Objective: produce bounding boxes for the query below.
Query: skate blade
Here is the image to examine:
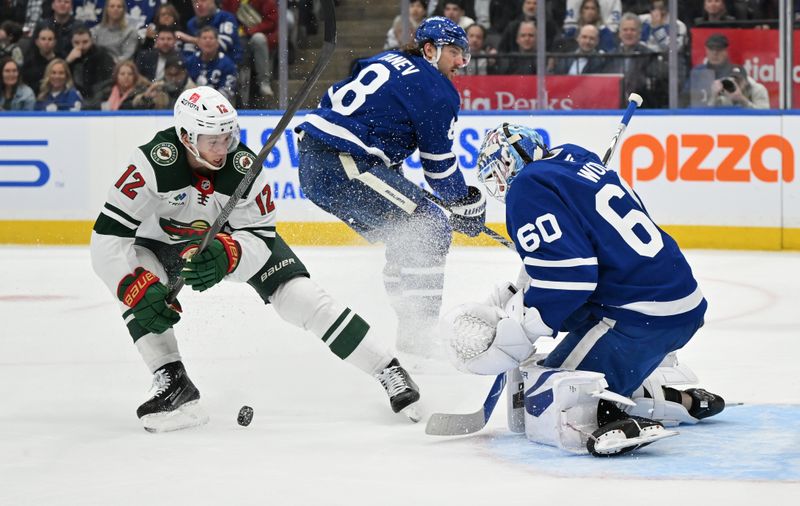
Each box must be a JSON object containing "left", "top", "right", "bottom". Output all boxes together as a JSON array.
[
  {"left": 593, "top": 428, "right": 679, "bottom": 454},
  {"left": 141, "top": 400, "right": 209, "bottom": 433},
  {"left": 400, "top": 403, "right": 422, "bottom": 423}
]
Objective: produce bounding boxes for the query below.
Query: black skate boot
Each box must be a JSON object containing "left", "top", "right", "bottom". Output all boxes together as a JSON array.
[
  {"left": 375, "top": 358, "right": 421, "bottom": 421},
  {"left": 685, "top": 388, "right": 725, "bottom": 420},
  {"left": 137, "top": 361, "right": 208, "bottom": 433},
  {"left": 588, "top": 399, "right": 677, "bottom": 457}
]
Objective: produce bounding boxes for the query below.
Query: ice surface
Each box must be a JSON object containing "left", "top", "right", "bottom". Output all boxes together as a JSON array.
[{"left": 1, "top": 246, "right": 798, "bottom": 505}]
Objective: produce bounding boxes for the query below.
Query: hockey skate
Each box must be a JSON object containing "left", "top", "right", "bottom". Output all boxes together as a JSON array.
[
  {"left": 684, "top": 388, "right": 725, "bottom": 420},
  {"left": 137, "top": 361, "right": 209, "bottom": 433},
  {"left": 588, "top": 400, "right": 677, "bottom": 457},
  {"left": 375, "top": 358, "right": 421, "bottom": 422}
]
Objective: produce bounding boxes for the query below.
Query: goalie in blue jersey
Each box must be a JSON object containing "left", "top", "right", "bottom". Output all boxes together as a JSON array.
[
  {"left": 442, "top": 123, "right": 725, "bottom": 456},
  {"left": 296, "top": 17, "right": 486, "bottom": 360}
]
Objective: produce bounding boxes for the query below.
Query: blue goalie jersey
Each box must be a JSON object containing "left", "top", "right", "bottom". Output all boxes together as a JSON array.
[
  {"left": 506, "top": 144, "right": 706, "bottom": 332},
  {"left": 296, "top": 50, "right": 467, "bottom": 201}
]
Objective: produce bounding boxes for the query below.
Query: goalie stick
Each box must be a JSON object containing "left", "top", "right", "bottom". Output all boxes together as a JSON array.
[
  {"left": 426, "top": 372, "right": 506, "bottom": 435},
  {"left": 425, "top": 97, "right": 644, "bottom": 437},
  {"left": 167, "top": 0, "right": 338, "bottom": 304}
]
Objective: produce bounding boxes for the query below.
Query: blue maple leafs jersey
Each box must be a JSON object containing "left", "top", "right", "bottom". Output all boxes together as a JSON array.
[
  {"left": 506, "top": 143, "right": 706, "bottom": 333},
  {"left": 297, "top": 50, "right": 468, "bottom": 201}
]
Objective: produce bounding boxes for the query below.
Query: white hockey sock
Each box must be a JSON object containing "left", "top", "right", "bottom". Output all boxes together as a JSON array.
[
  {"left": 270, "top": 277, "right": 392, "bottom": 374},
  {"left": 135, "top": 330, "right": 181, "bottom": 373}
]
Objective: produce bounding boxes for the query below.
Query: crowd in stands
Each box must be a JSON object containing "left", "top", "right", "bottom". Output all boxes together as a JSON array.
[
  {"left": 386, "top": 0, "right": 796, "bottom": 108},
  {"left": 0, "top": 0, "right": 794, "bottom": 111}
]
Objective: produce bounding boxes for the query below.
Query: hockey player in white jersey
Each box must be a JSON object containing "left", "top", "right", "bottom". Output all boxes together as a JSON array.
[
  {"left": 442, "top": 123, "right": 724, "bottom": 456},
  {"left": 90, "top": 86, "right": 420, "bottom": 432}
]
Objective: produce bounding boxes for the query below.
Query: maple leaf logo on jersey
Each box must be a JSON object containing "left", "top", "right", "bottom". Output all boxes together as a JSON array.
[{"left": 159, "top": 218, "right": 210, "bottom": 241}]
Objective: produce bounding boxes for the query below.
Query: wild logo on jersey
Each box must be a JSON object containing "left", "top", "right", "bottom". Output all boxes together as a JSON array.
[
  {"left": 150, "top": 143, "right": 178, "bottom": 166},
  {"left": 159, "top": 218, "right": 210, "bottom": 241},
  {"left": 233, "top": 151, "right": 255, "bottom": 175}
]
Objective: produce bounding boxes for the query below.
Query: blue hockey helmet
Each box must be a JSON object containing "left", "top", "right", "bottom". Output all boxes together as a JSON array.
[
  {"left": 477, "top": 123, "right": 547, "bottom": 202},
  {"left": 414, "top": 16, "right": 471, "bottom": 67}
]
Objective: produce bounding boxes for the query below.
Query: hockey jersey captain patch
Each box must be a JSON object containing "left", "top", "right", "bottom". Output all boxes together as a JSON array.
[{"left": 151, "top": 143, "right": 178, "bottom": 166}]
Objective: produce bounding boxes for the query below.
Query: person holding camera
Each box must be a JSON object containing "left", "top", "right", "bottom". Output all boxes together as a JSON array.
[{"left": 708, "top": 65, "right": 769, "bottom": 109}]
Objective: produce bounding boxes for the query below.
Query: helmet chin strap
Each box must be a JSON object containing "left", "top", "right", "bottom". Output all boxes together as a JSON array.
[{"left": 424, "top": 45, "right": 443, "bottom": 67}]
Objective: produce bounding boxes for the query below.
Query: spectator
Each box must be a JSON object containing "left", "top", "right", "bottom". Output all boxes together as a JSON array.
[
  {"left": 685, "top": 33, "right": 734, "bottom": 106},
  {"left": 694, "top": 0, "right": 738, "bottom": 24},
  {"left": 136, "top": 25, "right": 180, "bottom": 82},
  {"left": 23, "top": 0, "right": 49, "bottom": 36},
  {"left": 565, "top": 0, "right": 622, "bottom": 32},
  {"left": 442, "top": 1, "right": 475, "bottom": 30},
  {"left": 132, "top": 56, "right": 195, "bottom": 109},
  {"left": 385, "top": 0, "right": 428, "bottom": 50},
  {"left": 34, "top": 0, "right": 82, "bottom": 58},
  {"left": 640, "top": 0, "right": 687, "bottom": 52},
  {"left": 0, "top": 58, "right": 36, "bottom": 110},
  {"left": 92, "top": 0, "right": 139, "bottom": 62},
  {"left": 1, "top": 21, "right": 25, "bottom": 66},
  {"left": 95, "top": 59, "right": 148, "bottom": 109},
  {"left": 558, "top": 0, "right": 618, "bottom": 53},
  {"left": 605, "top": 12, "right": 666, "bottom": 106},
  {"left": 125, "top": 0, "right": 162, "bottom": 37},
  {"left": 35, "top": 57, "right": 83, "bottom": 110},
  {"left": 66, "top": 25, "right": 115, "bottom": 107},
  {"left": 488, "top": 0, "right": 521, "bottom": 33},
  {"left": 553, "top": 24, "right": 607, "bottom": 75},
  {"left": 142, "top": 3, "right": 182, "bottom": 52},
  {"left": 21, "top": 26, "right": 57, "bottom": 90},
  {"left": 460, "top": 22, "right": 496, "bottom": 75},
  {"left": 708, "top": 64, "right": 769, "bottom": 108},
  {"left": 498, "top": 0, "right": 561, "bottom": 52},
  {"left": 185, "top": 25, "right": 237, "bottom": 102},
  {"left": 493, "top": 19, "right": 537, "bottom": 75},
  {"left": 222, "top": 0, "right": 278, "bottom": 98},
  {"left": 1, "top": 0, "right": 28, "bottom": 25},
  {"left": 180, "top": 0, "right": 242, "bottom": 64}
]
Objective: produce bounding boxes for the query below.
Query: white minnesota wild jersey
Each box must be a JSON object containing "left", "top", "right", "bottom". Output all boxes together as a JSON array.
[{"left": 90, "top": 127, "right": 278, "bottom": 295}]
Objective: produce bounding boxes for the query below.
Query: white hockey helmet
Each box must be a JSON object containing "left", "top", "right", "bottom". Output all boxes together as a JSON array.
[
  {"left": 477, "top": 123, "right": 547, "bottom": 202},
  {"left": 174, "top": 86, "right": 240, "bottom": 170}
]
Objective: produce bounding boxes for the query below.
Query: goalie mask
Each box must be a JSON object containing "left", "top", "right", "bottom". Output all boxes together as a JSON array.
[
  {"left": 477, "top": 123, "right": 547, "bottom": 202},
  {"left": 415, "top": 16, "right": 471, "bottom": 68},
  {"left": 174, "top": 86, "right": 240, "bottom": 171}
]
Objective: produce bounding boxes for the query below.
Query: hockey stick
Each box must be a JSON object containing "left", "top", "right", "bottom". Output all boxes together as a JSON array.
[
  {"left": 425, "top": 99, "right": 645, "bottom": 437},
  {"left": 423, "top": 190, "right": 515, "bottom": 250},
  {"left": 425, "top": 372, "right": 507, "bottom": 435},
  {"left": 602, "top": 93, "right": 643, "bottom": 165},
  {"left": 167, "top": 0, "right": 337, "bottom": 304}
]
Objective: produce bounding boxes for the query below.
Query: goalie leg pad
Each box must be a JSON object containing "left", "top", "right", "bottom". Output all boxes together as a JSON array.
[
  {"left": 626, "top": 352, "right": 703, "bottom": 426},
  {"left": 520, "top": 361, "right": 610, "bottom": 452}
]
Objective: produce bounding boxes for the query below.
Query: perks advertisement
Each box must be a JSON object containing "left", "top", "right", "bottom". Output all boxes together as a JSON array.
[{"left": 453, "top": 75, "right": 623, "bottom": 110}]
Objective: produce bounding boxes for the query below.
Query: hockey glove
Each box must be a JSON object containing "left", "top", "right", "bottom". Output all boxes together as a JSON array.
[
  {"left": 180, "top": 233, "right": 242, "bottom": 292},
  {"left": 117, "top": 268, "right": 181, "bottom": 334},
  {"left": 448, "top": 186, "right": 487, "bottom": 237}
]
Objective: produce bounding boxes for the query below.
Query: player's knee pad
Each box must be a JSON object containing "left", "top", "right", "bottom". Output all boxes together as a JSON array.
[
  {"left": 520, "top": 360, "right": 635, "bottom": 452},
  {"left": 625, "top": 352, "right": 700, "bottom": 426},
  {"left": 269, "top": 276, "right": 343, "bottom": 336}
]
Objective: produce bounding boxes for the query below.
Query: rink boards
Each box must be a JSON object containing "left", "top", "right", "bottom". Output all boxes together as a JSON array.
[{"left": 0, "top": 110, "right": 798, "bottom": 249}]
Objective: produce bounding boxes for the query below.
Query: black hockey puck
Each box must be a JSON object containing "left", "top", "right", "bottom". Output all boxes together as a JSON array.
[{"left": 237, "top": 405, "right": 253, "bottom": 426}]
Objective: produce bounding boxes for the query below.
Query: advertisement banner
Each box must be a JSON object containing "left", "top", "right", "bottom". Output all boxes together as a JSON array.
[
  {"left": 690, "top": 27, "right": 800, "bottom": 109},
  {"left": 0, "top": 111, "right": 798, "bottom": 249},
  {"left": 452, "top": 75, "right": 623, "bottom": 110}
]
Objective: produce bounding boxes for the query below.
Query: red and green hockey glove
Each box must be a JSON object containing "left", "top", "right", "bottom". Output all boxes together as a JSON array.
[
  {"left": 180, "top": 233, "right": 242, "bottom": 292},
  {"left": 117, "top": 268, "right": 181, "bottom": 334}
]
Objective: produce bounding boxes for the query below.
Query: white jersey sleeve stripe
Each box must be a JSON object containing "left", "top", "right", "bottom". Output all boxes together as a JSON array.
[
  {"left": 530, "top": 278, "right": 598, "bottom": 291},
  {"left": 524, "top": 257, "right": 599, "bottom": 267},
  {"left": 419, "top": 151, "right": 456, "bottom": 161},
  {"left": 424, "top": 160, "right": 458, "bottom": 179},
  {"left": 100, "top": 207, "right": 139, "bottom": 230},
  {"left": 303, "top": 114, "right": 392, "bottom": 166},
  {"left": 616, "top": 286, "right": 704, "bottom": 317},
  {"left": 559, "top": 318, "right": 615, "bottom": 370}
]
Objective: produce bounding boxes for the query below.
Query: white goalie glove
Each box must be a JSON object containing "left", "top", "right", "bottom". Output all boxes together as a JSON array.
[{"left": 441, "top": 288, "right": 554, "bottom": 375}]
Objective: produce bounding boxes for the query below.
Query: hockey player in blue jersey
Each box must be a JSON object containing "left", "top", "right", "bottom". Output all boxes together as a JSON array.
[
  {"left": 443, "top": 123, "right": 724, "bottom": 456},
  {"left": 296, "top": 17, "right": 487, "bottom": 360}
]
